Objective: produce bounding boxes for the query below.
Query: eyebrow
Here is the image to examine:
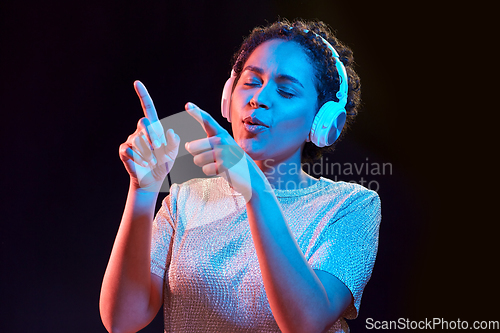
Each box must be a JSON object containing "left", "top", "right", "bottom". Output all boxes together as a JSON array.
[{"left": 242, "top": 65, "right": 304, "bottom": 88}]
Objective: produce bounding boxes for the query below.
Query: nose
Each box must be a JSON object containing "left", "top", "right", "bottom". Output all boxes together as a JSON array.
[{"left": 249, "top": 84, "right": 271, "bottom": 110}]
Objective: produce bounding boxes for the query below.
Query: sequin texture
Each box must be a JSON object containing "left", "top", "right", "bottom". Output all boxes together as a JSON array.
[{"left": 151, "top": 177, "right": 381, "bottom": 332}]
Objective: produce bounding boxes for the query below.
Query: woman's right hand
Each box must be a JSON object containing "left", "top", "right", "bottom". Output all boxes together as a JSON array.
[{"left": 119, "top": 81, "right": 180, "bottom": 191}]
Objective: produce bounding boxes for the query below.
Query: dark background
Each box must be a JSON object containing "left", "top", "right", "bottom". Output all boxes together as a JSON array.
[{"left": 1, "top": 0, "right": 496, "bottom": 332}]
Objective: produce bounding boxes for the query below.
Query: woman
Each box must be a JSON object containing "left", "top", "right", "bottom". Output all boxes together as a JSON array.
[{"left": 100, "top": 19, "right": 381, "bottom": 333}]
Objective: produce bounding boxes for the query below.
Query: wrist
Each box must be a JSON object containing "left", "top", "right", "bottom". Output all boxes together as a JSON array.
[
  {"left": 248, "top": 164, "right": 274, "bottom": 199},
  {"left": 129, "top": 180, "right": 162, "bottom": 199},
  {"left": 129, "top": 176, "right": 164, "bottom": 194}
]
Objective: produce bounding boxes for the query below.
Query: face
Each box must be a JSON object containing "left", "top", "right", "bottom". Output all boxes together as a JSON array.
[{"left": 230, "top": 39, "right": 318, "bottom": 163}]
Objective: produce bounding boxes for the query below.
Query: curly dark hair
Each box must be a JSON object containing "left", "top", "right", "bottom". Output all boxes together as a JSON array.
[{"left": 230, "top": 19, "right": 361, "bottom": 163}]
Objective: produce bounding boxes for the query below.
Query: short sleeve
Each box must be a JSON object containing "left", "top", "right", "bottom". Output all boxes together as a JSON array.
[
  {"left": 150, "top": 185, "right": 177, "bottom": 279},
  {"left": 308, "top": 189, "right": 381, "bottom": 319}
]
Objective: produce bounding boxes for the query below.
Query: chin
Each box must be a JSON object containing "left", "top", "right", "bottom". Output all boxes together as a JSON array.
[
  {"left": 245, "top": 150, "right": 267, "bottom": 162},
  {"left": 236, "top": 138, "right": 266, "bottom": 160}
]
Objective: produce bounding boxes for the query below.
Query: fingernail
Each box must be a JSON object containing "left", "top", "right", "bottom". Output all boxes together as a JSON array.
[
  {"left": 153, "top": 139, "right": 160, "bottom": 148},
  {"left": 142, "top": 161, "right": 149, "bottom": 167},
  {"left": 185, "top": 142, "right": 190, "bottom": 150},
  {"left": 186, "top": 102, "right": 195, "bottom": 110}
]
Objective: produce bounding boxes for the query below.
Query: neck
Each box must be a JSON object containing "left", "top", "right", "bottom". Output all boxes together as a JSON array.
[{"left": 254, "top": 149, "right": 318, "bottom": 191}]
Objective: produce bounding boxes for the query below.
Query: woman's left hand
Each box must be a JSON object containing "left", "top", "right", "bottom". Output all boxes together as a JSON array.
[{"left": 184, "top": 102, "right": 265, "bottom": 202}]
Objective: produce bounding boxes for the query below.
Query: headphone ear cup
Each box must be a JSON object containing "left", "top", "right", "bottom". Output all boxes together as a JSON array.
[
  {"left": 221, "top": 76, "right": 235, "bottom": 123},
  {"left": 331, "top": 110, "right": 346, "bottom": 142},
  {"left": 309, "top": 101, "right": 346, "bottom": 147}
]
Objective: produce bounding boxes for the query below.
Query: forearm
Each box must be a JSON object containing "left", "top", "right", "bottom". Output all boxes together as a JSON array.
[
  {"left": 247, "top": 182, "right": 332, "bottom": 333},
  {"left": 100, "top": 181, "right": 161, "bottom": 332}
]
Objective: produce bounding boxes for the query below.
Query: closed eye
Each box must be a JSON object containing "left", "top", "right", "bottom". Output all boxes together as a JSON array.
[
  {"left": 278, "top": 89, "right": 295, "bottom": 99},
  {"left": 244, "top": 82, "right": 261, "bottom": 87}
]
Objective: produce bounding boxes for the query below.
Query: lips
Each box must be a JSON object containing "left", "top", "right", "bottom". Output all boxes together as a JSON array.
[
  {"left": 243, "top": 116, "right": 268, "bottom": 127},
  {"left": 242, "top": 115, "right": 269, "bottom": 134}
]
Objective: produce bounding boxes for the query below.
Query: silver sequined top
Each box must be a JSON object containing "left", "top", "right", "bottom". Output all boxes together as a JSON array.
[{"left": 151, "top": 177, "right": 381, "bottom": 332}]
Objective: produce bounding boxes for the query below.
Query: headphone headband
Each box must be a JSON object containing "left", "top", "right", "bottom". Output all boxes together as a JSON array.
[{"left": 302, "top": 29, "right": 348, "bottom": 106}]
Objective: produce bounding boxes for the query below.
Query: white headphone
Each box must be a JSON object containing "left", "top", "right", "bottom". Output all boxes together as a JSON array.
[{"left": 221, "top": 29, "right": 348, "bottom": 147}]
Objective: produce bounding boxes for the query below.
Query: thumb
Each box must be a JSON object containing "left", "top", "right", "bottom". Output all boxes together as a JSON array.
[{"left": 185, "top": 102, "right": 226, "bottom": 137}]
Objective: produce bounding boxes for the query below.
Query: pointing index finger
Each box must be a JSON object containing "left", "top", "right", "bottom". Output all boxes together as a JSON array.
[
  {"left": 185, "top": 102, "right": 225, "bottom": 137},
  {"left": 134, "top": 80, "right": 166, "bottom": 147},
  {"left": 134, "top": 80, "right": 159, "bottom": 122}
]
